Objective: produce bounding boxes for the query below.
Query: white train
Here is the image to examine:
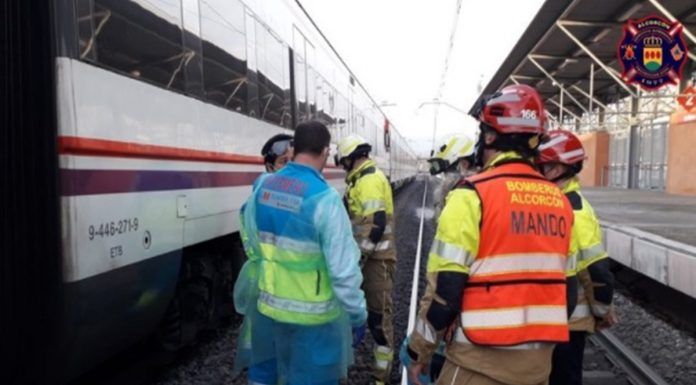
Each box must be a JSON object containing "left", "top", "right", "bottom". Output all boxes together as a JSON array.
[{"left": 3, "top": 0, "right": 417, "bottom": 382}]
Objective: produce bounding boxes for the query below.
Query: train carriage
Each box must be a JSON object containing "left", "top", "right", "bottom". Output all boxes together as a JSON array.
[{"left": 2, "top": 0, "right": 418, "bottom": 382}]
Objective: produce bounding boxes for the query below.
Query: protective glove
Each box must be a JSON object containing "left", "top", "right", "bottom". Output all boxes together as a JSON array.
[
  {"left": 352, "top": 324, "right": 366, "bottom": 348},
  {"left": 400, "top": 338, "right": 432, "bottom": 385}
]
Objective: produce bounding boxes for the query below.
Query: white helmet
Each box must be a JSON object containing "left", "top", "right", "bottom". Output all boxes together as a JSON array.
[
  {"left": 335, "top": 134, "right": 372, "bottom": 168},
  {"left": 428, "top": 129, "right": 479, "bottom": 175}
]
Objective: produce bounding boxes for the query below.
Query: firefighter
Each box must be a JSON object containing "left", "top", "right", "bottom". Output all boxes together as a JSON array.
[
  {"left": 407, "top": 84, "right": 575, "bottom": 385},
  {"left": 427, "top": 129, "right": 479, "bottom": 217},
  {"left": 399, "top": 129, "right": 480, "bottom": 385},
  {"left": 536, "top": 130, "right": 617, "bottom": 385},
  {"left": 234, "top": 121, "right": 367, "bottom": 385},
  {"left": 336, "top": 134, "right": 396, "bottom": 384}
]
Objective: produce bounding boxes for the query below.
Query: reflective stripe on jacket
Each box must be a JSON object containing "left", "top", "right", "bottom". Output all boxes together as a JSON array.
[
  {"left": 345, "top": 159, "right": 396, "bottom": 260},
  {"left": 459, "top": 160, "right": 573, "bottom": 346}
]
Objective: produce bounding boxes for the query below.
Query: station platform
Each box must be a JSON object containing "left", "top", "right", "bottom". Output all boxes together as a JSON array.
[
  {"left": 582, "top": 187, "right": 696, "bottom": 299},
  {"left": 583, "top": 188, "right": 696, "bottom": 247}
]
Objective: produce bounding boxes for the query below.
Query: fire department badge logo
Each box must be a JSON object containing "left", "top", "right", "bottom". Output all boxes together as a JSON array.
[{"left": 618, "top": 16, "right": 688, "bottom": 91}]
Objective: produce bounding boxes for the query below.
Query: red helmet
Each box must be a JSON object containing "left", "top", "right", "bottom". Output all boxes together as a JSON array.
[
  {"left": 479, "top": 84, "right": 546, "bottom": 134},
  {"left": 537, "top": 130, "right": 586, "bottom": 165}
]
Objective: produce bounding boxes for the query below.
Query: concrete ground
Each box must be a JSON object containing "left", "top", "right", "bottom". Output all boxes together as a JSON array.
[{"left": 583, "top": 187, "right": 696, "bottom": 247}]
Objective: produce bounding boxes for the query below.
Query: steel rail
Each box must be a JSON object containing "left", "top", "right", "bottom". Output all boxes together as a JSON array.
[
  {"left": 401, "top": 178, "right": 429, "bottom": 385},
  {"left": 590, "top": 330, "right": 670, "bottom": 385}
]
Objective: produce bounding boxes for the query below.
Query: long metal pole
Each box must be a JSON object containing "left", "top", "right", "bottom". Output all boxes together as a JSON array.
[
  {"left": 560, "top": 88, "right": 565, "bottom": 129},
  {"left": 589, "top": 63, "right": 595, "bottom": 129},
  {"left": 589, "top": 63, "right": 595, "bottom": 111}
]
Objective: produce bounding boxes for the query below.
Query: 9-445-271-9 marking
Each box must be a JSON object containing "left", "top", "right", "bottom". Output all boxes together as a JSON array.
[{"left": 88, "top": 218, "right": 139, "bottom": 241}]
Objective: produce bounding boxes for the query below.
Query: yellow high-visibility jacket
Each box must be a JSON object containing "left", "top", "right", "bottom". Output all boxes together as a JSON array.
[
  {"left": 345, "top": 159, "right": 396, "bottom": 261},
  {"left": 563, "top": 177, "right": 612, "bottom": 331}
]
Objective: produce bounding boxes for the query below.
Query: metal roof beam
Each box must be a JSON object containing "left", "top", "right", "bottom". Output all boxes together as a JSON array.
[
  {"left": 530, "top": 54, "right": 579, "bottom": 62},
  {"left": 530, "top": 53, "right": 616, "bottom": 62},
  {"left": 646, "top": 0, "right": 696, "bottom": 62},
  {"left": 529, "top": 56, "right": 590, "bottom": 115},
  {"left": 556, "top": 22, "right": 637, "bottom": 98},
  {"left": 547, "top": 98, "right": 582, "bottom": 121},
  {"left": 559, "top": 20, "right": 621, "bottom": 28},
  {"left": 555, "top": 19, "right": 696, "bottom": 29},
  {"left": 570, "top": 84, "right": 608, "bottom": 110},
  {"left": 512, "top": 74, "right": 615, "bottom": 83}
]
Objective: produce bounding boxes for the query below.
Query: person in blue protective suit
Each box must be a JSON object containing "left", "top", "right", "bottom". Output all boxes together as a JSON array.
[
  {"left": 233, "top": 121, "right": 368, "bottom": 385},
  {"left": 232, "top": 133, "right": 294, "bottom": 373},
  {"left": 262, "top": 134, "right": 294, "bottom": 173}
]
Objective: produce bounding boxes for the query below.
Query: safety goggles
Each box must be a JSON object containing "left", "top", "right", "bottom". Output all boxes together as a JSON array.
[
  {"left": 427, "top": 158, "right": 448, "bottom": 175},
  {"left": 264, "top": 139, "right": 293, "bottom": 163}
]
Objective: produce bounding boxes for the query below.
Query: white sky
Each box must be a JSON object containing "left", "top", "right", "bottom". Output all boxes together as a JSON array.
[{"left": 300, "top": 0, "right": 546, "bottom": 156}]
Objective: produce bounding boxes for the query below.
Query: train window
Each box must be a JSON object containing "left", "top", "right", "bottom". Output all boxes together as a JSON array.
[
  {"left": 293, "top": 28, "right": 308, "bottom": 124},
  {"left": 306, "top": 44, "right": 317, "bottom": 120},
  {"left": 200, "top": 0, "right": 247, "bottom": 113},
  {"left": 77, "top": 0, "right": 187, "bottom": 92},
  {"left": 316, "top": 80, "right": 335, "bottom": 126},
  {"left": 245, "top": 12, "right": 260, "bottom": 118},
  {"left": 182, "top": 0, "right": 203, "bottom": 97},
  {"left": 257, "top": 22, "right": 291, "bottom": 127}
]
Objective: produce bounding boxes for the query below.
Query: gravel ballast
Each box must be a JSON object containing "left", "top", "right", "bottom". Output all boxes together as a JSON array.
[
  {"left": 156, "top": 177, "right": 436, "bottom": 385},
  {"left": 611, "top": 292, "right": 696, "bottom": 385},
  {"left": 155, "top": 176, "right": 696, "bottom": 385}
]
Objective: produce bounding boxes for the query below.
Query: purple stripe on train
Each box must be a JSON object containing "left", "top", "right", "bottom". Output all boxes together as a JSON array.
[
  {"left": 60, "top": 169, "right": 346, "bottom": 196},
  {"left": 60, "top": 169, "right": 262, "bottom": 196}
]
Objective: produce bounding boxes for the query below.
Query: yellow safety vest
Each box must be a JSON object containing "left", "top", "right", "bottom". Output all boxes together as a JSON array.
[
  {"left": 563, "top": 178, "right": 610, "bottom": 330},
  {"left": 345, "top": 159, "right": 396, "bottom": 260}
]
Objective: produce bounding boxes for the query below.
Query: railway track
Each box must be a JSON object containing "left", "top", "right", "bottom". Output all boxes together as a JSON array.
[
  {"left": 70, "top": 178, "right": 675, "bottom": 385},
  {"left": 589, "top": 331, "right": 670, "bottom": 385},
  {"left": 399, "top": 177, "right": 673, "bottom": 385}
]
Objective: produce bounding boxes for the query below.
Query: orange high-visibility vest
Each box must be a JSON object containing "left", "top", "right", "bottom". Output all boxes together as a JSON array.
[{"left": 459, "top": 161, "right": 573, "bottom": 346}]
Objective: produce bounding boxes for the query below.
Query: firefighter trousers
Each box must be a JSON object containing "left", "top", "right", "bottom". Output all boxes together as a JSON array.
[
  {"left": 362, "top": 258, "right": 395, "bottom": 382},
  {"left": 436, "top": 360, "right": 550, "bottom": 385},
  {"left": 549, "top": 331, "right": 586, "bottom": 385}
]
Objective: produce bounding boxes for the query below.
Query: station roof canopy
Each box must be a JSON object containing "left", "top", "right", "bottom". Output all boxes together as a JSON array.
[{"left": 469, "top": 0, "right": 696, "bottom": 119}]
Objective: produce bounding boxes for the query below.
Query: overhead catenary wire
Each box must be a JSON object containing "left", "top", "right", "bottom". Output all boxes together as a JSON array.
[
  {"left": 428, "top": 0, "right": 464, "bottom": 152},
  {"left": 435, "top": 0, "right": 464, "bottom": 101}
]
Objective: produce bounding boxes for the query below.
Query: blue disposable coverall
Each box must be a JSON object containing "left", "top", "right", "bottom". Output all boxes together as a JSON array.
[{"left": 234, "top": 162, "right": 367, "bottom": 385}]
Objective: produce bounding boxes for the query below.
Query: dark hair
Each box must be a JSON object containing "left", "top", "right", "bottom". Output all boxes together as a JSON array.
[
  {"left": 294, "top": 121, "right": 330, "bottom": 155},
  {"left": 261, "top": 133, "right": 293, "bottom": 157},
  {"left": 480, "top": 123, "right": 540, "bottom": 159}
]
